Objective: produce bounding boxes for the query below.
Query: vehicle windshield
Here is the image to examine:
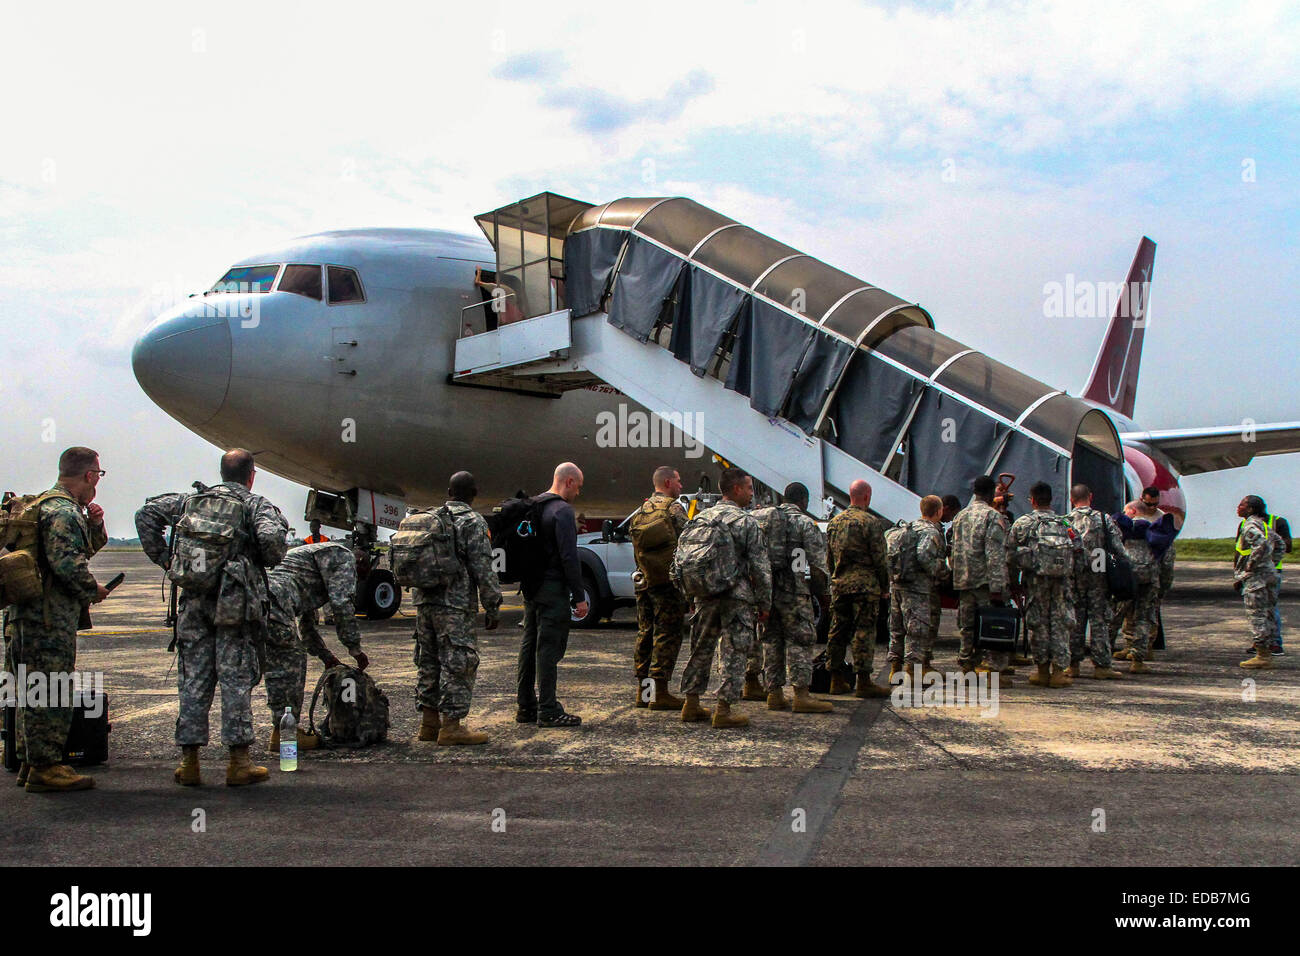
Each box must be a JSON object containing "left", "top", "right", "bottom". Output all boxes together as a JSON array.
[{"left": 209, "top": 264, "right": 280, "bottom": 294}]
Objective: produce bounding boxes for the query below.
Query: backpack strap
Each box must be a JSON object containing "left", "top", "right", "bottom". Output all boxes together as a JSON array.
[{"left": 307, "top": 667, "right": 332, "bottom": 737}]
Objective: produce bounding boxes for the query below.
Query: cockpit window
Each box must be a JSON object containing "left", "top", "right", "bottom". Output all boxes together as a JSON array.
[
  {"left": 210, "top": 264, "right": 280, "bottom": 294},
  {"left": 279, "top": 264, "right": 323, "bottom": 301},
  {"left": 327, "top": 266, "right": 365, "bottom": 304}
]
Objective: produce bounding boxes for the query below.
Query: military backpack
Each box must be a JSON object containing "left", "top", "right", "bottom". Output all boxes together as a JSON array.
[
  {"left": 885, "top": 520, "right": 921, "bottom": 585},
  {"left": 0, "top": 490, "right": 72, "bottom": 607},
  {"left": 1027, "top": 514, "right": 1076, "bottom": 579},
  {"left": 630, "top": 497, "right": 678, "bottom": 588},
  {"left": 671, "top": 511, "right": 743, "bottom": 599},
  {"left": 390, "top": 505, "right": 460, "bottom": 589},
  {"left": 167, "top": 486, "right": 253, "bottom": 594},
  {"left": 307, "top": 664, "right": 390, "bottom": 748}
]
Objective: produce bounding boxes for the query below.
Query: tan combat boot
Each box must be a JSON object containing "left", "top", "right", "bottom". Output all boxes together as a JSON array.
[
  {"left": 297, "top": 729, "right": 320, "bottom": 751},
  {"left": 854, "top": 673, "right": 892, "bottom": 699},
  {"left": 1129, "top": 657, "right": 1151, "bottom": 674},
  {"left": 416, "top": 705, "right": 441, "bottom": 742},
  {"left": 767, "top": 688, "right": 791, "bottom": 711},
  {"left": 174, "top": 745, "right": 201, "bottom": 786},
  {"left": 681, "top": 694, "right": 711, "bottom": 723},
  {"left": 1112, "top": 647, "right": 1134, "bottom": 661},
  {"left": 437, "top": 717, "right": 489, "bottom": 745},
  {"left": 828, "top": 671, "right": 853, "bottom": 695},
  {"left": 742, "top": 675, "right": 766, "bottom": 701},
  {"left": 635, "top": 680, "right": 649, "bottom": 708},
  {"left": 226, "top": 745, "right": 269, "bottom": 786},
  {"left": 1028, "top": 663, "right": 1050, "bottom": 686},
  {"left": 268, "top": 727, "right": 279, "bottom": 754},
  {"left": 648, "top": 678, "right": 685, "bottom": 711},
  {"left": 792, "top": 686, "right": 834, "bottom": 713},
  {"left": 1092, "top": 666, "right": 1123, "bottom": 680},
  {"left": 1049, "top": 664, "right": 1073, "bottom": 688},
  {"left": 1240, "top": 649, "right": 1274, "bottom": 669},
  {"left": 889, "top": 659, "right": 904, "bottom": 679},
  {"left": 16, "top": 762, "right": 30, "bottom": 787},
  {"left": 711, "top": 699, "right": 750, "bottom": 729},
  {"left": 25, "top": 764, "right": 94, "bottom": 793}
]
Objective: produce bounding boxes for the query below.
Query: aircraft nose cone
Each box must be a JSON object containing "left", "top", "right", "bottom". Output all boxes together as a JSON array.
[{"left": 132, "top": 307, "right": 232, "bottom": 426}]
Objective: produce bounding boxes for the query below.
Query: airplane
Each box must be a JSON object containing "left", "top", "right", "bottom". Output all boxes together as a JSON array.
[{"left": 132, "top": 192, "right": 1300, "bottom": 613}]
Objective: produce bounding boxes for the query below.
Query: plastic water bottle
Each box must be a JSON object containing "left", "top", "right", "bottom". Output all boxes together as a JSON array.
[{"left": 279, "top": 707, "right": 297, "bottom": 772}]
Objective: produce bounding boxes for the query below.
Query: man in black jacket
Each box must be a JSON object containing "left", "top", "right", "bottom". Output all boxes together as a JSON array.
[{"left": 516, "top": 462, "right": 587, "bottom": 728}]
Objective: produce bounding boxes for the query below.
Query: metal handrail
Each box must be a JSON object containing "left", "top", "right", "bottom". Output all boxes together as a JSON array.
[{"left": 459, "top": 291, "right": 517, "bottom": 337}]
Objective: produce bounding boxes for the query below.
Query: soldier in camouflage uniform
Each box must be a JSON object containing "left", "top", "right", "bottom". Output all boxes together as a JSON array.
[
  {"left": 7, "top": 448, "right": 108, "bottom": 793},
  {"left": 1008, "top": 482, "right": 1075, "bottom": 687},
  {"left": 753, "top": 482, "right": 833, "bottom": 714},
  {"left": 953, "top": 475, "right": 1012, "bottom": 679},
  {"left": 676, "top": 468, "right": 771, "bottom": 728},
  {"left": 1236, "top": 495, "right": 1282, "bottom": 669},
  {"left": 1110, "top": 487, "right": 1174, "bottom": 673},
  {"left": 631, "top": 466, "right": 689, "bottom": 711},
  {"left": 1064, "top": 484, "right": 1125, "bottom": 679},
  {"left": 135, "top": 449, "right": 288, "bottom": 786},
  {"left": 888, "top": 495, "right": 959, "bottom": 676},
  {"left": 412, "top": 471, "right": 502, "bottom": 745},
  {"left": 894, "top": 496, "right": 948, "bottom": 674},
  {"left": 264, "top": 540, "right": 368, "bottom": 753},
  {"left": 826, "top": 479, "right": 891, "bottom": 698}
]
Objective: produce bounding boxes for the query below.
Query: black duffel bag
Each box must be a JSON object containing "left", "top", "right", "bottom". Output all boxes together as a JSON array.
[
  {"left": 1102, "top": 516, "right": 1138, "bottom": 601},
  {"left": 809, "top": 649, "right": 854, "bottom": 694}
]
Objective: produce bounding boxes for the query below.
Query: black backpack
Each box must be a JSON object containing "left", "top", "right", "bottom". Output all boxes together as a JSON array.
[{"left": 487, "top": 493, "right": 559, "bottom": 595}]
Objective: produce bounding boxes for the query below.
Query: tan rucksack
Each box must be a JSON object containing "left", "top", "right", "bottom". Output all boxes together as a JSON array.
[
  {"left": 630, "top": 497, "right": 678, "bottom": 587},
  {"left": 0, "top": 490, "right": 73, "bottom": 606}
]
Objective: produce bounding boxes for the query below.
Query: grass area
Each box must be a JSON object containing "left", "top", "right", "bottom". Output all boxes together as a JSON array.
[{"left": 1176, "top": 538, "right": 1296, "bottom": 563}]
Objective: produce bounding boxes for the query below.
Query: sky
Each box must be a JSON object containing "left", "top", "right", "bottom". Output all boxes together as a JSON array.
[{"left": 2, "top": 0, "right": 1297, "bottom": 538}]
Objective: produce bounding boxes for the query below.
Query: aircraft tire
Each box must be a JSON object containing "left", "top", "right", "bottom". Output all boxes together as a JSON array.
[{"left": 363, "top": 569, "right": 401, "bottom": 620}]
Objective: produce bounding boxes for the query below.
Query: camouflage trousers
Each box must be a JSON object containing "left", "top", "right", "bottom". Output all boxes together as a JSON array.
[
  {"left": 1112, "top": 582, "right": 1160, "bottom": 661},
  {"left": 633, "top": 584, "right": 687, "bottom": 681},
  {"left": 887, "top": 589, "right": 904, "bottom": 663},
  {"left": 415, "top": 604, "right": 480, "bottom": 720},
  {"left": 9, "top": 619, "right": 76, "bottom": 767},
  {"left": 1070, "top": 576, "right": 1114, "bottom": 668},
  {"left": 957, "top": 587, "right": 1010, "bottom": 671},
  {"left": 1022, "top": 578, "right": 1073, "bottom": 668},
  {"left": 897, "top": 587, "right": 935, "bottom": 664},
  {"left": 1, "top": 615, "right": 22, "bottom": 763},
  {"left": 1242, "top": 578, "right": 1280, "bottom": 652},
  {"left": 827, "top": 593, "right": 880, "bottom": 676},
  {"left": 759, "top": 592, "right": 817, "bottom": 690},
  {"left": 264, "top": 620, "right": 308, "bottom": 723},
  {"left": 680, "top": 597, "right": 755, "bottom": 704},
  {"left": 175, "top": 596, "right": 260, "bottom": 748}
]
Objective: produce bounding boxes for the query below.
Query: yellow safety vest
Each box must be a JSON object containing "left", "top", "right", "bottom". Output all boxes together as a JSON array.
[{"left": 1236, "top": 514, "right": 1283, "bottom": 568}]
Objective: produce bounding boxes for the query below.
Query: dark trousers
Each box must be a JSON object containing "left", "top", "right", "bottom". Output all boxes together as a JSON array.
[{"left": 517, "top": 579, "right": 572, "bottom": 718}]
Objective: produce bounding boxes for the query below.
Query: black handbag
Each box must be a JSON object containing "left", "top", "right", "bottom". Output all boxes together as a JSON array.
[
  {"left": 1102, "top": 513, "right": 1138, "bottom": 601},
  {"left": 974, "top": 604, "right": 1020, "bottom": 652}
]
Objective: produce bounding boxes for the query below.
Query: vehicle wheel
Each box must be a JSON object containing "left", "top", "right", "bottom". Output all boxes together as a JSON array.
[
  {"left": 363, "top": 569, "right": 401, "bottom": 620},
  {"left": 570, "top": 571, "right": 602, "bottom": 628}
]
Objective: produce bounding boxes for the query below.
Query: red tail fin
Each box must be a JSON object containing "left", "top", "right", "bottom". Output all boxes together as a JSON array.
[{"left": 1082, "top": 237, "right": 1156, "bottom": 419}]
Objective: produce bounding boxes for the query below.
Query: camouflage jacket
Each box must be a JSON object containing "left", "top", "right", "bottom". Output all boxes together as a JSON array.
[
  {"left": 1235, "top": 516, "right": 1281, "bottom": 590},
  {"left": 412, "top": 500, "right": 502, "bottom": 613},
  {"left": 950, "top": 497, "right": 1008, "bottom": 593},
  {"left": 1065, "top": 506, "right": 1125, "bottom": 583},
  {"left": 694, "top": 499, "right": 772, "bottom": 609},
  {"left": 267, "top": 541, "right": 362, "bottom": 654},
  {"left": 826, "top": 505, "right": 889, "bottom": 600},
  {"left": 10, "top": 488, "right": 107, "bottom": 628},
  {"left": 755, "top": 502, "right": 829, "bottom": 598},
  {"left": 898, "top": 518, "right": 947, "bottom": 595}
]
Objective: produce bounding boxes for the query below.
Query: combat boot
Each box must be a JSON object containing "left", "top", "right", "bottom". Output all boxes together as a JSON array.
[
  {"left": 635, "top": 680, "right": 649, "bottom": 708},
  {"left": 297, "top": 729, "right": 320, "bottom": 751},
  {"left": 25, "top": 764, "right": 94, "bottom": 793},
  {"left": 889, "top": 660, "right": 904, "bottom": 679},
  {"left": 225, "top": 745, "right": 269, "bottom": 786},
  {"left": 711, "top": 699, "right": 750, "bottom": 729},
  {"left": 174, "top": 745, "right": 201, "bottom": 786},
  {"left": 1240, "top": 649, "right": 1274, "bottom": 669},
  {"left": 767, "top": 688, "right": 791, "bottom": 711},
  {"left": 854, "top": 673, "right": 892, "bottom": 699},
  {"left": 16, "top": 762, "right": 29, "bottom": 787},
  {"left": 1129, "top": 657, "right": 1151, "bottom": 674},
  {"left": 1049, "top": 664, "right": 1073, "bottom": 688},
  {"left": 742, "top": 675, "right": 766, "bottom": 701},
  {"left": 1066, "top": 663, "right": 1080, "bottom": 678},
  {"left": 268, "top": 727, "right": 279, "bottom": 754},
  {"left": 416, "top": 705, "right": 441, "bottom": 742},
  {"left": 828, "top": 672, "right": 853, "bottom": 695},
  {"left": 792, "top": 686, "right": 834, "bottom": 713},
  {"left": 648, "top": 678, "right": 685, "bottom": 711},
  {"left": 1092, "top": 667, "right": 1123, "bottom": 680},
  {"left": 681, "top": 694, "right": 711, "bottom": 723},
  {"left": 1028, "top": 663, "right": 1050, "bottom": 686},
  {"left": 437, "top": 717, "right": 489, "bottom": 745},
  {"left": 1112, "top": 647, "right": 1134, "bottom": 661}
]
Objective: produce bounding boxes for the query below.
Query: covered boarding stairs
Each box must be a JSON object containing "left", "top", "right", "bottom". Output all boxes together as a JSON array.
[{"left": 453, "top": 193, "right": 1125, "bottom": 520}]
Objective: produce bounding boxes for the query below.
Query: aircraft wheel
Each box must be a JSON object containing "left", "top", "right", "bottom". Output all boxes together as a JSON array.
[{"left": 363, "top": 569, "right": 401, "bottom": 620}]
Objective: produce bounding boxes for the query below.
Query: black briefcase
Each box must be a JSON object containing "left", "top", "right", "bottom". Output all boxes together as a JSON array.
[
  {"left": 974, "top": 605, "right": 1020, "bottom": 653},
  {"left": 2, "top": 693, "right": 110, "bottom": 771}
]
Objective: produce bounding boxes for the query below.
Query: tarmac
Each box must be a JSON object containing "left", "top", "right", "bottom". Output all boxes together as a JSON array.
[{"left": 2, "top": 551, "right": 1296, "bottom": 866}]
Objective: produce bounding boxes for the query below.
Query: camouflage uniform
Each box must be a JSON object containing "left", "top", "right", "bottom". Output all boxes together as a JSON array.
[
  {"left": 895, "top": 520, "right": 947, "bottom": 664},
  {"left": 886, "top": 589, "right": 905, "bottom": 668},
  {"left": 754, "top": 503, "right": 829, "bottom": 690},
  {"left": 1008, "top": 510, "right": 1075, "bottom": 668},
  {"left": 135, "top": 485, "right": 288, "bottom": 747},
  {"left": 1111, "top": 513, "right": 1174, "bottom": 661},
  {"left": 413, "top": 500, "right": 501, "bottom": 719},
  {"left": 952, "top": 497, "right": 1011, "bottom": 671},
  {"left": 1065, "top": 506, "right": 1124, "bottom": 668},
  {"left": 825, "top": 505, "right": 889, "bottom": 678},
  {"left": 264, "top": 542, "right": 362, "bottom": 723},
  {"left": 7, "top": 489, "right": 105, "bottom": 766},
  {"left": 678, "top": 501, "right": 771, "bottom": 704},
  {"left": 632, "top": 493, "right": 689, "bottom": 683},
  {"left": 1235, "top": 515, "right": 1281, "bottom": 653}
]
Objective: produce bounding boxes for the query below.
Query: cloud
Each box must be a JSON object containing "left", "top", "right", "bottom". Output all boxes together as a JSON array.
[{"left": 538, "top": 69, "right": 716, "bottom": 134}]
